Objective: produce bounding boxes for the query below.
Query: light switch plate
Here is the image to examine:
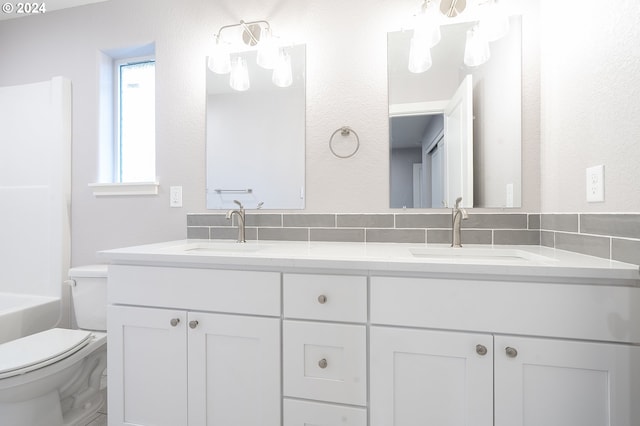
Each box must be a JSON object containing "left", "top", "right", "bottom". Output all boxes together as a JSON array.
[
  {"left": 170, "top": 186, "right": 183, "bottom": 207},
  {"left": 586, "top": 165, "right": 604, "bottom": 202}
]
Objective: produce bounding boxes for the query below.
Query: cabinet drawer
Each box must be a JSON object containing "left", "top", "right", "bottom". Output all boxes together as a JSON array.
[
  {"left": 284, "top": 399, "right": 367, "bottom": 426},
  {"left": 283, "top": 273, "right": 367, "bottom": 322},
  {"left": 283, "top": 321, "right": 367, "bottom": 405},
  {"left": 109, "top": 265, "right": 281, "bottom": 316},
  {"left": 371, "top": 276, "right": 640, "bottom": 343}
]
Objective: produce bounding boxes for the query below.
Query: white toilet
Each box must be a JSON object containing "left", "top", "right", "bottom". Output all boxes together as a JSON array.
[{"left": 0, "top": 265, "right": 108, "bottom": 426}]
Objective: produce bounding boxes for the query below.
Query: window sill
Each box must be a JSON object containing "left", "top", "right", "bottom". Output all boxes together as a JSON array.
[{"left": 89, "top": 181, "right": 159, "bottom": 197}]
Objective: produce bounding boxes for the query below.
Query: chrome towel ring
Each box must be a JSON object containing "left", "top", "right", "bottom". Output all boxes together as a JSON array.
[{"left": 329, "top": 126, "right": 360, "bottom": 159}]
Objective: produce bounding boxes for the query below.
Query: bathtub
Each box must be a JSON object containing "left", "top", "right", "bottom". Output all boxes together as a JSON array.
[{"left": 0, "top": 293, "right": 60, "bottom": 344}]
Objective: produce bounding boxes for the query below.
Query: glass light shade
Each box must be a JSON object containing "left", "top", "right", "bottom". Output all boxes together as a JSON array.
[
  {"left": 256, "top": 26, "right": 279, "bottom": 69},
  {"left": 464, "top": 25, "right": 491, "bottom": 67},
  {"left": 272, "top": 50, "right": 293, "bottom": 88},
  {"left": 408, "top": 35, "right": 432, "bottom": 73},
  {"left": 413, "top": 0, "right": 442, "bottom": 48},
  {"left": 481, "top": 0, "right": 509, "bottom": 42},
  {"left": 229, "top": 56, "right": 250, "bottom": 91},
  {"left": 208, "top": 37, "right": 231, "bottom": 74}
]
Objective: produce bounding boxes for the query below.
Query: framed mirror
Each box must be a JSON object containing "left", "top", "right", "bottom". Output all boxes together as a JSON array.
[
  {"left": 388, "top": 16, "right": 522, "bottom": 209},
  {"left": 206, "top": 44, "right": 306, "bottom": 210}
]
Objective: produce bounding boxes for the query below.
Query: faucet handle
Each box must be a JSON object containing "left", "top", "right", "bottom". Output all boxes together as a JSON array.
[
  {"left": 233, "top": 200, "right": 244, "bottom": 209},
  {"left": 454, "top": 197, "right": 463, "bottom": 209}
]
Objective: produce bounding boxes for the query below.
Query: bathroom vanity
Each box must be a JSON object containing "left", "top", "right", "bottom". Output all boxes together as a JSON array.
[{"left": 101, "top": 240, "right": 640, "bottom": 426}]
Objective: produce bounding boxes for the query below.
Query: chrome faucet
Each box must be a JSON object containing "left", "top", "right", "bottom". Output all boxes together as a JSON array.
[
  {"left": 226, "top": 200, "right": 246, "bottom": 243},
  {"left": 451, "top": 197, "right": 469, "bottom": 248}
]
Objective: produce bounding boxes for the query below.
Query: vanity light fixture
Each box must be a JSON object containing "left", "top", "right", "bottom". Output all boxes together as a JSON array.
[
  {"left": 408, "top": 0, "right": 511, "bottom": 71},
  {"left": 208, "top": 20, "right": 292, "bottom": 91}
]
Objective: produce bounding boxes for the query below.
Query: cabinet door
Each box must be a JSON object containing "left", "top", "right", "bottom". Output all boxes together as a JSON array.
[
  {"left": 107, "top": 305, "right": 188, "bottom": 426},
  {"left": 284, "top": 399, "right": 367, "bottom": 426},
  {"left": 495, "top": 336, "right": 640, "bottom": 426},
  {"left": 370, "top": 326, "right": 493, "bottom": 426},
  {"left": 187, "top": 312, "right": 281, "bottom": 426}
]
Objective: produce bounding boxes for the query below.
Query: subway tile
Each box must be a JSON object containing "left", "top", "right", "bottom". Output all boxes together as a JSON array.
[
  {"left": 611, "top": 239, "right": 640, "bottom": 266},
  {"left": 540, "top": 231, "right": 555, "bottom": 248},
  {"left": 555, "top": 232, "right": 610, "bottom": 259},
  {"left": 366, "top": 229, "right": 426, "bottom": 244},
  {"left": 211, "top": 227, "right": 257, "bottom": 241},
  {"left": 187, "top": 214, "right": 229, "bottom": 227},
  {"left": 258, "top": 227, "right": 309, "bottom": 241},
  {"left": 580, "top": 214, "right": 640, "bottom": 239},
  {"left": 187, "top": 227, "right": 209, "bottom": 239},
  {"left": 427, "top": 229, "right": 492, "bottom": 245},
  {"left": 540, "top": 214, "right": 579, "bottom": 232},
  {"left": 528, "top": 214, "right": 541, "bottom": 230},
  {"left": 310, "top": 228, "right": 365, "bottom": 242},
  {"left": 337, "top": 214, "right": 394, "bottom": 228},
  {"left": 463, "top": 214, "right": 528, "bottom": 229},
  {"left": 395, "top": 214, "right": 450, "bottom": 229},
  {"left": 283, "top": 214, "right": 336, "bottom": 228},
  {"left": 494, "top": 230, "right": 540, "bottom": 245},
  {"left": 245, "top": 213, "right": 282, "bottom": 227}
]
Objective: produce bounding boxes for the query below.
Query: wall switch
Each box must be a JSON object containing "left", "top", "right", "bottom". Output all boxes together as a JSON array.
[
  {"left": 170, "top": 186, "right": 183, "bottom": 207},
  {"left": 586, "top": 165, "right": 604, "bottom": 202}
]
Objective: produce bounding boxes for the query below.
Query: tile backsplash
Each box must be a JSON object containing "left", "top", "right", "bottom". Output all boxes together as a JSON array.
[
  {"left": 187, "top": 213, "right": 541, "bottom": 246},
  {"left": 187, "top": 212, "right": 640, "bottom": 266}
]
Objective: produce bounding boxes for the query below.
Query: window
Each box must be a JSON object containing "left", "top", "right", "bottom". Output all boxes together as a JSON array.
[
  {"left": 92, "top": 43, "right": 157, "bottom": 196},
  {"left": 115, "top": 57, "right": 155, "bottom": 182}
]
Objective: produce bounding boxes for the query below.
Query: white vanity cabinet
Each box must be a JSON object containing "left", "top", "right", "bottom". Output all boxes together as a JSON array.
[
  {"left": 370, "top": 276, "right": 640, "bottom": 426},
  {"left": 107, "top": 265, "right": 281, "bottom": 426},
  {"left": 282, "top": 273, "right": 368, "bottom": 426}
]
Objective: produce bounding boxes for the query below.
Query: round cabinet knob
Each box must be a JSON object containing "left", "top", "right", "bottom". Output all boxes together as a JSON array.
[
  {"left": 476, "top": 344, "right": 488, "bottom": 356},
  {"left": 189, "top": 320, "right": 199, "bottom": 329},
  {"left": 318, "top": 358, "right": 328, "bottom": 369},
  {"left": 170, "top": 318, "right": 180, "bottom": 327},
  {"left": 505, "top": 347, "right": 518, "bottom": 358},
  {"left": 317, "top": 295, "right": 327, "bottom": 304}
]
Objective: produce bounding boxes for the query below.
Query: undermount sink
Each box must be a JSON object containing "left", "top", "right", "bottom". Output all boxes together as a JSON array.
[
  {"left": 409, "top": 247, "right": 555, "bottom": 264},
  {"left": 167, "top": 242, "right": 267, "bottom": 254}
]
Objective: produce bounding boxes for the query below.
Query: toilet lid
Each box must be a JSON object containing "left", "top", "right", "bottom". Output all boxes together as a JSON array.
[{"left": 0, "top": 328, "right": 93, "bottom": 379}]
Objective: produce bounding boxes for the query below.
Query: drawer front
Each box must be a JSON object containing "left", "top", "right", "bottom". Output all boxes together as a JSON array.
[
  {"left": 283, "top": 273, "right": 367, "bottom": 322},
  {"left": 284, "top": 399, "right": 367, "bottom": 426},
  {"left": 283, "top": 321, "right": 367, "bottom": 405},
  {"left": 109, "top": 265, "right": 281, "bottom": 316},
  {"left": 370, "top": 276, "right": 640, "bottom": 343}
]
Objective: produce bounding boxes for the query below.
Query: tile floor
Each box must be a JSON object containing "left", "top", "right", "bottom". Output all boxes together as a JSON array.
[{"left": 85, "top": 412, "right": 107, "bottom": 426}]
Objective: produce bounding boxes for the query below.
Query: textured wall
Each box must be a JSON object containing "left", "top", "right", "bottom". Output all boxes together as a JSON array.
[
  {"left": 539, "top": 0, "right": 640, "bottom": 212},
  {"left": 0, "top": 0, "right": 540, "bottom": 264}
]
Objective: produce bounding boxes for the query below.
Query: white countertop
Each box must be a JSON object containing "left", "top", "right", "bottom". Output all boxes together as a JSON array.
[{"left": 99, "top": 240, "right": 640, "bottom": 286}]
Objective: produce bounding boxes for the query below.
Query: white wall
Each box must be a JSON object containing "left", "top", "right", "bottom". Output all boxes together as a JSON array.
[
  {"left": 0, "top": 0, "right": 549, "bottom": 265},
  {"left": 539, "top": 0, "right": 640, "bottom": 212}
]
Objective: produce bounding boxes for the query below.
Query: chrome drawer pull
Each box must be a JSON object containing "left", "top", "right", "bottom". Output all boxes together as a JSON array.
[
  {"left": 476, "top": 344, "right": 488, "bottom": 356},
  {"left": 505, "top": 347, "right": 518, "bottom": 358},
  {"left": 317, "top": 294, "right": 327, "bottom": 304},
  {"left": 170, "top": 318, "right": 180, "bottom": 327},
  {"left": 189, "top": 320, "right": 199, "bottom": 329},
  {"left": 318, "top": 358, "right": 328, "bottom": 369}
]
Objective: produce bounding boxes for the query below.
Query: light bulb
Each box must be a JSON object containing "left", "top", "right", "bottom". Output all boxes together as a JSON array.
[
  {"left": 257, "top": 26, "right": 279, "bottom": 69},
  {"left": 207, "top": 36, "right": 231, "bottom": 74},
  {"left": 272, "top": 50, "right": 293, "bottom": 88},
  {"left": 464, "top": 25, "right": 490, "bottom": 67},
  {"left": 229, "top": 56, "right": 250, "bottom": 91},
  {"left": 413, "top": 0, "right": 442, "bottom": 48},
  {"left": 408, "top": 35, "right": 432, "bottom": 73}
]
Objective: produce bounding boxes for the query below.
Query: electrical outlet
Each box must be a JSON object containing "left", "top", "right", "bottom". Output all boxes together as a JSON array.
[
  {"left": 170, "top": 186, "right": 183, "bottom": 207},
  {"left": 586, "top": 165, "right": 604, "bottom": 202}
]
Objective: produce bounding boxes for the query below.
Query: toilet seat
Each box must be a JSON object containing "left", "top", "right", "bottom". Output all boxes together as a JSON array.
[{"left": 0, "top": 328, "right": 93, "bottom": 379}]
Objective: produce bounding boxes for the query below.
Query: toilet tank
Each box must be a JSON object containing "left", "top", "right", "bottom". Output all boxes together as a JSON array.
[{"left": 69, "top": 265, "right": 108, "bottom": 331}]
